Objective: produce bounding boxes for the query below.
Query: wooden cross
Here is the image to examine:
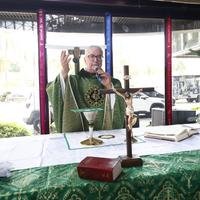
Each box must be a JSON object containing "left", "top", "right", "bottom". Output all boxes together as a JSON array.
[
  {"left": 101, "top": 65, "right": 154, "bottom": 167},
  {"left": 68, "top": 47, "right": 85, "bottom": 74}
]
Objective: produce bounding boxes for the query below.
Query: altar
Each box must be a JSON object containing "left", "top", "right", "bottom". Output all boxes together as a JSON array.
[{"left": 0, "top": 125, "right": 200, "bottom": 199}]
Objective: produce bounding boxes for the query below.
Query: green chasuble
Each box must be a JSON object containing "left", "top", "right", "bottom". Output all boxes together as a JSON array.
[{"left": 47, "top": 69, "right": 125, "bottom": 133}]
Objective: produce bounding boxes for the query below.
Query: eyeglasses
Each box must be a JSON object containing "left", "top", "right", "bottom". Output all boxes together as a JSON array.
[{"left": 88, "top": 54, "right": 103, "bottom": 61}]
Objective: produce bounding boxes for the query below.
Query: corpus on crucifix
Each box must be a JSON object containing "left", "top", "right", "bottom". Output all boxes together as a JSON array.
[
  {"left": 112, "top": 86, "right": 141, "bottom": 138},
  {"left": 101, "top": 65, "right": 154, "bottom": 167}
]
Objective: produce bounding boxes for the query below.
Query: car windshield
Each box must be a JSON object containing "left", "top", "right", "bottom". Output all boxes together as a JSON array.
[{"left": 144, "top": 91, "right": 164, "bottom": 98}]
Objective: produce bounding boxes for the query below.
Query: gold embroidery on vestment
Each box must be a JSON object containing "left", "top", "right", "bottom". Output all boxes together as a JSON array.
[{"left": 84, "top": 86, "right": 104, "bottom": 107}]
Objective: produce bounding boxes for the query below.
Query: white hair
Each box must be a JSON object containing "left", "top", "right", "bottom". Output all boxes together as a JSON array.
[{"left": 85, "top": 45, "right": 103, "bottom": 56}]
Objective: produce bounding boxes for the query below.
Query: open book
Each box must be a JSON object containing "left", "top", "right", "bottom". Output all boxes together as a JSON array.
[{"left": 144, "top": 123, "right": 200, "bottom": 142}]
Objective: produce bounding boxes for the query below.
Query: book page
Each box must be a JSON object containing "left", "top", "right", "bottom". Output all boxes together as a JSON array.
[
  {"left": 182, "top": 123, "right": 200, "bottom": 130},
  {"left": 145, "top": 125, "right": 188, "bottom": 136},
  {"left": 144, "top": 125, "right": 190, "bottom": 142}
]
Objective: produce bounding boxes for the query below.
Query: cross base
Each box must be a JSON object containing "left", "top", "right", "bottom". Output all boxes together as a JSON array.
[{"left": 120, "top": 155, "right": 143, "bottom": 168}]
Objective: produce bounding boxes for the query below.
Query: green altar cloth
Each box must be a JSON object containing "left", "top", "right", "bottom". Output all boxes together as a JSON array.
[{"left": 0, "top": 150, "right": 200, "bottom": 200}]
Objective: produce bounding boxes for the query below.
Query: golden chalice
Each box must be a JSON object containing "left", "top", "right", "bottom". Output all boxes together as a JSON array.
[{"left": 71, "top": 108, "right": 103, "bottom": 145}]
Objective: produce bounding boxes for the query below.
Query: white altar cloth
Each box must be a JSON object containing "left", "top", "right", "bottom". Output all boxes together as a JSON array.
[{"left": 0, "top": 124, "right": 200, "bottom": 171}]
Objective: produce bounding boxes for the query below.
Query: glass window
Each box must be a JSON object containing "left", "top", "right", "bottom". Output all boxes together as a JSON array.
[
  {"left": 113, "top": 17, "right": 165, "bottom": 126},
  {"left": 172, "top": 19, "right": 200, "bottom": 124},
  {"left": 46, "top": 14, "right": 105, "bottom": 82},
  {"left": 0, "top": 11, "right": 39, "bottom": 136}
]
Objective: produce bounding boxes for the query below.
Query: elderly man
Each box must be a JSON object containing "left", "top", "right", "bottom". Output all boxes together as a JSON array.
[{"left": 47, "top": 45, "right": 125, "bottom": 133}]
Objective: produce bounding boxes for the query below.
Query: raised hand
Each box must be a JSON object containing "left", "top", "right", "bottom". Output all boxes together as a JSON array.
[{"left": 60, "top": 50, "right": 71, "bottom": 80}]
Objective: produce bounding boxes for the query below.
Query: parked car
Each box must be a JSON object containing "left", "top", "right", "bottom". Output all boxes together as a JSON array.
[
  {"left": 133, "top": 91, "right": 175, "bottom": 117},
  {"left": 186, "top": 90, "right": 200, "bottom": 102},
  {"left": 144, "top": 90, "right": 176, "bottom": 105}
]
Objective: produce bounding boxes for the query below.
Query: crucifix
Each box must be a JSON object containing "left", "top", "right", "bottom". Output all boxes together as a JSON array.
[
  {"left": 68, "top": 47, "right": 85, "bottom": 74},
  {"left": 101, "top": 65, "right": 154, "bottom": 167}
]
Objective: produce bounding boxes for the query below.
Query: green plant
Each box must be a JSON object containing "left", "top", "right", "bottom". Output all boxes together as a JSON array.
[
  {"left": 0, "top": 122, "right": 31, "bottom": 138},
  {"left": 0, "top": 91, "right": 11, "bottom": 102}
]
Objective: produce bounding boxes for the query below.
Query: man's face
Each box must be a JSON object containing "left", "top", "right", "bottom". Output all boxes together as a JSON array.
[{"left": 84, "top": 47, "right": 103, "bottom": 73}]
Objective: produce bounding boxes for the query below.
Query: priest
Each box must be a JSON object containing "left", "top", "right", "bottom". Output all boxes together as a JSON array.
[{"left": 47, "top": 45, "right": 125, "bottom": 133}]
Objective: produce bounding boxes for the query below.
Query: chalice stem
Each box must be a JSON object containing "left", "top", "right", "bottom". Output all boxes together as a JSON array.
[{"left": 89, "top": 124, "right": 94, "bottom": 145}]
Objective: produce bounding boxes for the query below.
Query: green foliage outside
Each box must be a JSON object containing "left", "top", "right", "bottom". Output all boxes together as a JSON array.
[
  {"left": 0, "top": 122, "right": 31, "bottom": 138},
  {"left": 0, "top": 92, "right": 11, "bottom": 102}
]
